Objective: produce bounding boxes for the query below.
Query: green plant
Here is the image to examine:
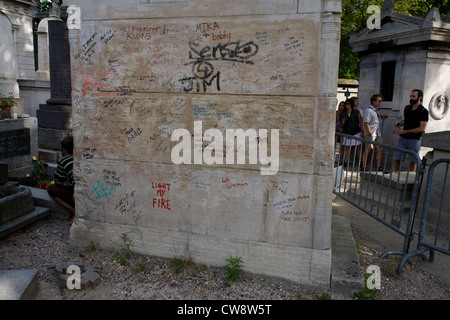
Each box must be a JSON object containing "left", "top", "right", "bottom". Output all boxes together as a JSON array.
[
  {"left": 353, "top": 273, "right": 378, "bottom": 300},
  {"left": 39, "top": 0, "right": 63, "bottom": 12},
  {"left": 315, "top": 293, "right": 332, "bottom": 300},
  {"left": 0, "top": 92, "right": 18, "bottom": 109},
  {"left": 170, "top": 257, "right": 193, "bottom": 272},
  {"left": 114, "top": 233, "right": 133, "bottom": 266},
  {"left": 19, "top": 156, "right": 52, "bottom": 189},
  {"left": 86, "top": 241, "right": 99, "bottom": 252},
  {"left": 133, "top": 260, "right": 153, "bottom": 273},
  {"left": 225, "top": 255, "right": 243, "bottom": 283}
]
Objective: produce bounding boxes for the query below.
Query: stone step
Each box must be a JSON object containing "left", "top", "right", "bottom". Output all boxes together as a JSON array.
[
  {"left": 331, "top": 214, "right": 364, "bottom": 299},
  {"left": 360, "top": 171, "right": 417, "bottom": 191},
  {"left": 6, "top": 165, "right": 34, "bottom": 181},
  {"left": 0, "top": 186, "right": 35, "bottom": 225},
  {"left": 0, "top": 206, "right": 50, "bottom": 239},
  {"left": 38, "top": 148, "right": 60, "bottom": 167},
  {"left": 21, "top": 185, "right": 71, "bottom": 220},
  {"left": 0, "top": 269, "right": 39, "bottom": 300}
]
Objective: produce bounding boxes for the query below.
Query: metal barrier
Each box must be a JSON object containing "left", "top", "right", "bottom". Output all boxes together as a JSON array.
[
  {"left": 334, "top": 132, "right": 424, "bottom": 266},
  {"left": 395, "top": 158, "right": 450, "bottom": 275}
]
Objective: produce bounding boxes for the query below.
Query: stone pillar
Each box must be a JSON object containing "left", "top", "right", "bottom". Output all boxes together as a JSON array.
[
  {"left": 36, "top": 17, "right": 63, "bottom": 81},
  {"left": 0, "top": 9, "right": 19, "bottom": 97},
  {"left": 36, "top": 18, "right": 72, "bottom": 154}
]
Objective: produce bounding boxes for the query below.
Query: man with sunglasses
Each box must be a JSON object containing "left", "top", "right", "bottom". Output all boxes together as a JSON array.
[{"left": 361, "top": 94, "right": 389, "bottom": 171}]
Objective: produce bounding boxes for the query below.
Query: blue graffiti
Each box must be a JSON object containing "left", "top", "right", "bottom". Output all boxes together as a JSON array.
[{"left": 92, "top": 179, "right": 117, "bottom": 200}]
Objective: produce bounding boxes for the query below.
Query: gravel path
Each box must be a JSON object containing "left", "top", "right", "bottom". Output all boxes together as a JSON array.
[
  {"left": 1, "top": 205, "right": 449, "bottom": 300},
  {"left": 0, "top": 218, "right": 323, "bottom": 300}
]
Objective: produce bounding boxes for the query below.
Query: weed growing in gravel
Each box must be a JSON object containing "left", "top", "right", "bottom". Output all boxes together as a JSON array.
[
  {"left": 170, "top": 257, "right": 193, "bottom": 272},
  {"left": 86, "top": 241, "right": 99, "bottom": 252},
  {"left": 381, "top": 261, "right": 399, "bottom": 278},
  {"left": 113, "top": 233, "right": 133, "bottom": 266},
  {"left": 353, "top": 273, "right": 378, "bottom": 300},
  {"left": 315, "top": 293, "right": 331, "bottom": 300},
  {"left": 133, "top": 259, "right": 153, "bottom": 273},
  {"left": 225, "top": 255, "right": 243, "bottom": 283}
]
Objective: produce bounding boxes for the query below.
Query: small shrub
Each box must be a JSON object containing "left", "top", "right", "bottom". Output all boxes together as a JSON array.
[
  {"left": 113, "top": 233, "right": 133, "bottom": 266},
  {"left": 225, "top": 256, "right": 243, "bottom": 283}
]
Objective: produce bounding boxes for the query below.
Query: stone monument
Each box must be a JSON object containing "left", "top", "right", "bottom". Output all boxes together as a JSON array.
[
  {"left": 67, "top": 0, "right": 342, "bottom": 287},
  {"left": 0, "top": 118, "right": 38, "bottom": 179},
  {"left": 350, "top": 0, "right": 450, "bottom": 152},
  {"left": 36, "top": 14, "right": 73, "bottom": 156},
  {"left": 1, "top": 0, "right": 50, "bottom": 119}
]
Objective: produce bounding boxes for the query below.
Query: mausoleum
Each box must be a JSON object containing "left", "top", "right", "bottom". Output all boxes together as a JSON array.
[
  {"left": 66, "top": 0, "right": 342, "bottom": 288},
  {"left": 350, "top": 0, "right": 450, "bottom": 150}
]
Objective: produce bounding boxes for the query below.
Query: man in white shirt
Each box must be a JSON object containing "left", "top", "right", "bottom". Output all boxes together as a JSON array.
[{"left": 360, "top": 94, "right": 389, "bottom": 171}]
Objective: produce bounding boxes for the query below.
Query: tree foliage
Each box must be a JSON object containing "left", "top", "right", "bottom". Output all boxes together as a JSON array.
[
  {"left": 39, "top": 0, "right": 63, "bottom": 12},
  {"left": 339, "top": 0, "right": 450, "bottom": 80}
]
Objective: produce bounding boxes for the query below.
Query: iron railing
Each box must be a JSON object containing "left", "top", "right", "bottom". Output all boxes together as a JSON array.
[
  {"left": 394, "top": 158, "right": 450, "bottom": 275},
  {"left": 334, "top": 132, "right": 450, "bottom": 275},
  {"left": 334, "top": 132, "right": 424, "bottom": 270}
]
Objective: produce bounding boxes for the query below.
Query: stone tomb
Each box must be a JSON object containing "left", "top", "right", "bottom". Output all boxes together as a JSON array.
[
  {"left": 0, "top": 118, "right": 38, "bottom": 179},
  {"left": 350, "top": 0, "right": 450, "bottom": 150},
  {"left": 67, "top": 0, "right": 341, "bottom": 287}
]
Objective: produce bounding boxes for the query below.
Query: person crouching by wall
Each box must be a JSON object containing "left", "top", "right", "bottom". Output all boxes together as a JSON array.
[{"left": 47, "top": 137, "right": 75, "bottom": 226}]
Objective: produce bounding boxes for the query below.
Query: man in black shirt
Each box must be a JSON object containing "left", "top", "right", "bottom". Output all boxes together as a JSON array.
[{"left": 393, "top": 89, "right": 429, "bottom": 172}]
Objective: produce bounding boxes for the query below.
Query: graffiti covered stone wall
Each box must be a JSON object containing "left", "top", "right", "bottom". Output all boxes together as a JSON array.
[{"left": 66, "top": 0, "right": 342, "bottom": 287}]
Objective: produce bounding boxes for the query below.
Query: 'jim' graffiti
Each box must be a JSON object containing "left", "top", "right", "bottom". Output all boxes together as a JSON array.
[{"left": 179, "top": 37, "right": 259, "bottom": 93}]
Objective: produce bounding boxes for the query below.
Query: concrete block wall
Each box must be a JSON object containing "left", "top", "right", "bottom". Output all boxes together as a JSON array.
[{"left": 66, "top": 0, "right": 342, "bottom": 287}]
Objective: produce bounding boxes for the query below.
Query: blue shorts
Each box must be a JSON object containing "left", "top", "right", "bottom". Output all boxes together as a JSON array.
[{"left": 393, "top": 137, "right": 421, "bottom": 163}]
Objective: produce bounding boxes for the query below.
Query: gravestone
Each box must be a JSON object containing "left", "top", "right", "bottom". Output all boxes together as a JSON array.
[
  {"left": 0, "top": 118, "right": 38, "bottom": 179},
  {"left": 37, "top": 20, "right": 72, "bottom": 131},
  {"left": 0, "top": 129, "right": 30, "bottom": 160},
  {"left": 67, "top": 0, "right": 342, "bottom": 288}
]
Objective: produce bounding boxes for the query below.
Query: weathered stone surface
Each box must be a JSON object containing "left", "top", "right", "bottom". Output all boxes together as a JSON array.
[
  {"left": 67, "top": 0, "right": 342, "bottom": 287},
  {"left": 0, "top": 187, "right": 34, "bottom": 224},
  {"left": 0, "top": 269, "right": 39, "bottom": 300}
]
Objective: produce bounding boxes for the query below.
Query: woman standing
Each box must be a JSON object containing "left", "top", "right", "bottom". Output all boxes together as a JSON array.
[
  {"left": 335, "top": 101, "right": 345, "bottom": 147},
  {"left": 340, "top": 99, "right": 363, "bottom": 166}
]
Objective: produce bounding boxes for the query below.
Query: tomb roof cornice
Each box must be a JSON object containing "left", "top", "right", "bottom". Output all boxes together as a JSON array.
[{"left": 349, "top": 8, "right": 450, "bottom": 54}]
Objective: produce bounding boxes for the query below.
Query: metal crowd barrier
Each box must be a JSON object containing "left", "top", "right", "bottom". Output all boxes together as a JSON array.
[
  {"left": 334, "top": 132, "right": 450, "bottom": 276},
  {"left": 333, "top": 132, "right": 423, "bottom": 267},
  {"left": 395, "top": 158, "right": 450, "bottom": 275}
]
